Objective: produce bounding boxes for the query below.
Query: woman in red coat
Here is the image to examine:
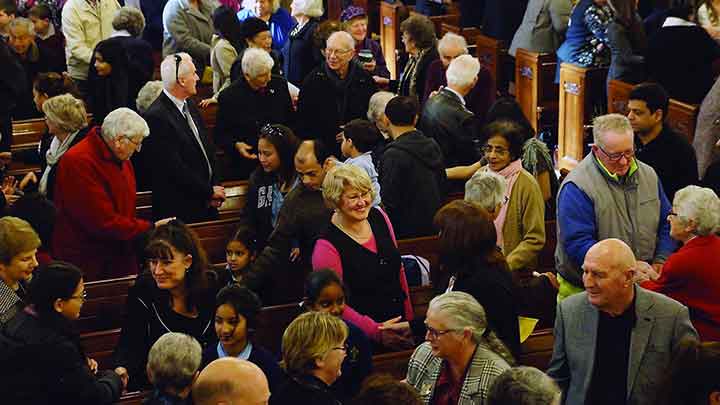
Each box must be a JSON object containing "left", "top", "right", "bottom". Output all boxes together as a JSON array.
[{"left": 642, "top": 185, "right": 720, "bottom": 341}]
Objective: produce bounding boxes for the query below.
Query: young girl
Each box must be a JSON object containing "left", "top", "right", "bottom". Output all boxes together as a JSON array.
[
  {"left": 219, "top": 225, "right": 257, "bottom": 286},
  {"left": 303, "top": 269, "right": 373, "bottom": 401}
]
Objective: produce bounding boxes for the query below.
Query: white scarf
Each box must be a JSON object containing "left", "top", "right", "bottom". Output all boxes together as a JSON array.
[{"left": 39, "top": 130, "right": 80, "bottom": 195}]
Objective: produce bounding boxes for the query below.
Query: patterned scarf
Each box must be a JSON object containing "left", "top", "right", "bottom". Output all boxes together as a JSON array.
[{"left": 489, "top": 159, "right": 524, "bottom": 249}]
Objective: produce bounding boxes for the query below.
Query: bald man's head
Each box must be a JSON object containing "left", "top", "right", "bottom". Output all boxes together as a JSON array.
[
  {"left": 582, "top": 239, "right": 637, "bottom": 315},
  {"left": 193, "top": 358, "right": 270, "bottom": 405}
]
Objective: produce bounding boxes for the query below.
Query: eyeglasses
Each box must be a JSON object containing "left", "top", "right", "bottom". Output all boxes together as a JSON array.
[
  {"left": 69, "top": 290, "right": 88, "bottom": 302},
  {"left": 324, "top": 48, "right": 352, "bottom": 57},
  {"left": 481, "top": 145, "right": 509, "bottom": 156},
  {"left": 260, "top": 124, "right": 285, "bottom": 138},
  {"left": 668, "top": 211, "right": 678, "bottom": 217},
  {"left": 331, "top": 343, "right": 349, "bottom": 353},
  {"left": 425, "top": 324, "right": 455, "bottom": 340},
  {"left": 174, "top": 54, "right": 182, "bottom": 83},
  {"left": 595, "top": 144, "right": 634, "bottom": 162},
  {"left": 123, "top": 136, "right": 142, "bottom": 152}
]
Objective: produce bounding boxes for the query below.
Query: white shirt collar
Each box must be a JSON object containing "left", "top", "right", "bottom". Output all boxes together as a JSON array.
[
  {"left": 38, "top": 24, "right": 55, "bottom": 40},
  {"left": 110, "top": 29, "right": 132, "bottom": 38},
  {"left": 662, "top": 17, "right": 696, "bottom": 27},
  {"left": 162, "top": 88, "right": 187, "bottom": 114}
]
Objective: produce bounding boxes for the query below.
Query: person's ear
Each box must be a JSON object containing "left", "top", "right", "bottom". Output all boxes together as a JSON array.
[
  {"left": 146, "top": 365, "right": 154, "bottom": 384},
  {"left": 322, "top": 158, "right": 334, "bottom": 171},
  {"left": 314, "top": 356, "right": 326, "bottom": 370},
  {"left": 652, "top": 108, "right": 664, "bottom": 124},
  {"left": 53, "top": 298, "right": 65, "bottom": 314},
  {"left": 183, "top": 254, "right": 193, "bottom": 269}
]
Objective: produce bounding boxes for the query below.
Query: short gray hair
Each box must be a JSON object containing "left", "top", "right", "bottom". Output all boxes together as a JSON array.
[
  {"left": 465, "top": 170, "right": 507, "bottom": 212},
  {"left": 160, "top": 52, "right": 193, "bottom": 90},
  {"left": 367, "top": 91, "right": 395, "bottom": 123},
  {"left": 147, "top": 332, "right": 202, "bottom": 392},
  {"left": 242, "top": 48, "right": 274, "bottom": 79},
  {"left": 9, "top": 17, "right": 35, "bottom": 36},
  {"left": 135, "top": 80, "right": 163, "bottom": 114},
  {"left": 592, "top": 113, "right": 633, "bottom": 148},
  {"left": 673, "top": 185, "right": 720, "bottom": 236},
  {"left": 487, "top": 367, "right": 561, "bottom": 405},
  {"left": 292, "top": 0, "right": 324, "bottom": 17},
  {"left": 112, "top": 6, "right": 145, "bottom": 37},
  {"left": 446, "top": 54, "right": 480, "bottom": 88},
  {"left": 438, "top": 32, "right": 468, "bottom": 54},
  {"left": 101, "top": 107, "right": 150, "bottom": 142}
]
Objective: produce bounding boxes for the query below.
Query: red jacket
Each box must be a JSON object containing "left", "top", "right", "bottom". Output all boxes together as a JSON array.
[
  {"left": 52, "top": 127, "right": 151, "bottom": 281},
  {"left": 642, "top": 234, "right": 720, "bottom": 341}
]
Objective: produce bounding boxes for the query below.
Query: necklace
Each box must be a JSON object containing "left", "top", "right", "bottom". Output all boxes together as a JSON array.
[{"left": 333, "top": 214, "right": 371, "bottom": 241}]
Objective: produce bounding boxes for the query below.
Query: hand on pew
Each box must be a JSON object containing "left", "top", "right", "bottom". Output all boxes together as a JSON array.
[
  {"left": 198, "top": 97, "right": 217, "bottom": 108},
  {"left": 210, "top": 185, "right": 226, "bottom": 208}
]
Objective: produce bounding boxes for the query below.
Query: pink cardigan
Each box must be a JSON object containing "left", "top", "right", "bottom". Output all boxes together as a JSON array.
[{"left": 312, "top": 208, "right": 414, "bottom": 341}]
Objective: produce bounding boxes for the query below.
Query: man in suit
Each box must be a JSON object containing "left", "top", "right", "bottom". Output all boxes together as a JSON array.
[
  {"left": 547, "top": 238, "right": 698, "bottom": 405},
  {"left": 418, "top": 53, "right": 481, "bottom": 169},
  {"left": 142, "top": 52, "right": 225, "bottom": 223}
]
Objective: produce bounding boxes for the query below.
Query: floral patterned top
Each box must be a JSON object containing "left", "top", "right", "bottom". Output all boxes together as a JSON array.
[{"left": 558, "top": 0, "right": 613, "bottom": 67}]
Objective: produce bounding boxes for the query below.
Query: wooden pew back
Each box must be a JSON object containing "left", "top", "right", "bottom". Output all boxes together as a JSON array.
[
  {"left": 188, "top": 217, "right": 244, "bottom": 264},
  {"left": 136, "top": 181, "right": 248, "bottom": 222},
  {"left": 78, "top": 276, "right": 136, "bottom": 335},
  {"left": 475, "top": 34, "right": 510, "bottom": 97},
  {"left": 514, "top": 49, "right": 559, "bottom": 132}
]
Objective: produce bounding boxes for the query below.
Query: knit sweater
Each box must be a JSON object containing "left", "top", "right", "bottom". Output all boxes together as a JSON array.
[{"left": 501, "top": 169, "right": 546, "bottom": 271}]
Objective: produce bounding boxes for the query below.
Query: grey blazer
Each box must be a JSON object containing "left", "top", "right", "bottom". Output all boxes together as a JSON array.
[
  {"left": 547, "top": 286, "right": 698, "bottom": 405},
  {"left": 509, "top": 0, "right": 573, "bottom": 56},
  {"left": 162, "top": 0, "right": 218, "bottom": 71}
]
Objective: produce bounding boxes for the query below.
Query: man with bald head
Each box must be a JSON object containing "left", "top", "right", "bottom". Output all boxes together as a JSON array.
[
  {"left": 243, "top": 139, "right": 333, "bottom": 304},
  {"left": 193, "top": 358, "right": 270, "bottom": 405},
  {"left": 297, "top": 30, "right": 378, "bottom": 155},
  {"left": 547, "top": 238, "right": 698, "bottom": 405}
]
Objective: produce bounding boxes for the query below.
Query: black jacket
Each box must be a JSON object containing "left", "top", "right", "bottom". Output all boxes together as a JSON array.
[
  {"left": 392, "top": 46, "right": 439, "bottom": 101},
  {"left": 281, "top": 18, "right": 321, "bottom": 85},
  {"left": 417, "top": 88, "right": 480, "bottom": 167},
  {"left": 241, "top": 168, "right": 296, "bottom": 251},
  {"left": 271, "top": 373, "right": 341, "bottom": 405},
  {"left": 0, "top": 40, "right": 28, "bottom": 152},
  {"left": 201, "top": 343, "right": 282, "bottom": 391},
  {"left": 142, "top": 92, "right": 219, "bottom": 222},
  {"left": 297, "top": 62, "right": 378, "bottom": 155},
  {"left": 0, "top": 308, "right": 123, "bottom": 405},
  {"left": 380, "top": 130, "right": 446, "bottom": 239},
  {"left": 482, "top": 0, "right": 527, "bottom": 41}
]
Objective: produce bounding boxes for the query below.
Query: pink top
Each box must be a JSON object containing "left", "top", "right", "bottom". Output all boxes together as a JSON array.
[{"left": 312, "top": 208, "right": 414, "bottom": 341}]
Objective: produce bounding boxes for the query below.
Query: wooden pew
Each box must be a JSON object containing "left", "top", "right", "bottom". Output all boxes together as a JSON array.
[
  {"left": 78, "top": 275, "right": 136, "bottom": 335},
  {"left": 557, "top": 63, "right": 608, "bottom": 170},
  {"left": 607, "top": 79, "right": 700, "bottom": 143},
  {"left": 440, "top": 23, "right": 481, "bottom": 48},
  {"left": 475, "top": 34, "right": 511, "bottom": 97},
  {"left": 188, "top": 217, "right": 244, "bottom": 264},
  {"left": 135, "top": 181, "right": 248, "bottom": 222},
  {"left": 518, "top": 328, "right": 554, "bottom": 370},
  {"left": 379, "top": 1, "right": 405, "bottom": 79},
  {"left": 514, "top": 49, "right": 559, "bottom": 132},
  {"left": 8, "top": 118, "right": 46, "bottom": 177}
]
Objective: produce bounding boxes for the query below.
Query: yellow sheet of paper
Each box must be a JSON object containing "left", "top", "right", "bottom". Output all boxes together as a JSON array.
[{"left": 518, "top": 316, "right": 539, "bottom": 343}]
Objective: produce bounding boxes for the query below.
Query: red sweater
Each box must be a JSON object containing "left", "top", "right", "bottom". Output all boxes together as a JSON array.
[
  {"left": 52, "top": 127, "right": 151, "bottom": 281},
  {"left": 642, "top": 235, "right": 720, "bottom": 341}
]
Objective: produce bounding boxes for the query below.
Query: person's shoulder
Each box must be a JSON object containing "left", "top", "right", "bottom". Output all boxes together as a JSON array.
[
  {"left": 559, "top": 290, "right": 590, "bottom": 313},
  {"left": 637, "top": 286, "right": 687, "bottom": 313},
  {"left": 410, "top": 341, "right": 434, "bottom": 363}
]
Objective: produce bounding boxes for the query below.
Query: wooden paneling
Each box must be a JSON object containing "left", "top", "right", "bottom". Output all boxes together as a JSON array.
[
  {"left": 475, "top": 34, "right": 510, "bottom": 97},
  {"left": 380, "top": 1, "right": 403, "bottom": 79},
  {"left": 514, "top": 49, "right": 558, "bottom": 132}
]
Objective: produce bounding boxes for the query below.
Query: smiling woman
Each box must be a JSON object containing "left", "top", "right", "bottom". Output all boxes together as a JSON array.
[{"left": 0, "top": 216, "right": 40, "bottom": 325}]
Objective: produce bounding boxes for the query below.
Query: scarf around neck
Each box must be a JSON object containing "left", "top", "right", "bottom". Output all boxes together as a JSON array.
[
  {"left": 489, "top": 159, "right": 524, "bottom": 249},
  {"left": 40, "top": 130, "right": 80, "bottom": 195}
]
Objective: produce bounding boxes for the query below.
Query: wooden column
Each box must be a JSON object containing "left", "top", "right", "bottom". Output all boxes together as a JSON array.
[
  {"left": 514, "top": 49, "right": 558, "bottom": 132},
  {"left": 380, "top": 1, "right": 402, "bottom": 79}
]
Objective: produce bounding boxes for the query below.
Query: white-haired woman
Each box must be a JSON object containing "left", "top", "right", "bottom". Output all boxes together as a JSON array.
[
  {"left": 40, "top": 94, "right": 89, "bottom": 200},
  {"left": 282, "top": 0, "right": 323, "bottom": 85},
  {"left": 487, "top": 366, "right": 561, "bottom": 405},
  {"left": 238, "top": 0, "right": 294, "bottom": 51},
  {"left": 406, "top": 291, "right": 514, "bottom": 404},
  {"left": 145, "top": 332, "right": 203, "bottom": 404},
  {"left": 642, "top": 185, "right": 720, "bottom": 341}
]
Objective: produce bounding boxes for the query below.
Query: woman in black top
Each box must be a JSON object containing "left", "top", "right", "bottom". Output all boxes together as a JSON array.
[
  {"left": 113, "top": 220, "right": 219, "bottom": 391},
  {"left": 282, "top": 0, "right": 323, "bottom": 85},
  {"left": 0, "top": 261, "right": 125, "bottom": 404}
]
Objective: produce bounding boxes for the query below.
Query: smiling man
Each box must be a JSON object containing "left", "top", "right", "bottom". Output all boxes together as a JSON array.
[
  {"left": 547, "top": 238, "right": 698, "bottom": 405},
  {"left": 555, "top": 114, "right": 676, "bottom": 300}
]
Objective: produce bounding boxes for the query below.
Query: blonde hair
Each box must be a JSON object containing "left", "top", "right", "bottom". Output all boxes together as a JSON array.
[
  {"left": 281, "top": 312, "right": 348, "bottom": 376},
  {"left": 41, "top": 94, "right": 87, "bottom": 135},
  {"left": 0, "top": 217, "right": 40, "bottom": 265},
  {"left": 322, "top": 164, "right": 375, "bottom": 210}
]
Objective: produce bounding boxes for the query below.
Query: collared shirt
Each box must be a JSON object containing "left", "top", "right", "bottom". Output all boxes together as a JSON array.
[
  {"left": 110, "top": 29, "right": 131, "bottom": 38},
  {"left": 162, "top": 89, "right": 213, "bottom": 178},
  {"left": 445, "top": 86, "right": 467, "bottom": 107},
  {"left": 217, "top": 341, "right": 253, "bottom": 360},
  {"left": 38, "top": 24, "right": 56, "bottom": 41},
  {"left": 593, "top": 153, "right": 639, "bottom": 181}
]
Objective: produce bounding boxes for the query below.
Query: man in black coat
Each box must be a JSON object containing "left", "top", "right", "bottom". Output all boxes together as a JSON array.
[
  {"left": 297, "top": 31, "right": 378, "bottom": 156},
  {"left": 380, "top": 96, "right": 446, "bottom": 239},
  {"left": 0, "top": 35, "right": 27, "bottom": 156},
  {"left": 216, "top": 48, "right": 294, "bottom": 180},
  {"left": 142, "top": 53, "right": 225, "bottom": 223},
  {"left": 418, "top": 54, "right": 481, "bottom": 168}
]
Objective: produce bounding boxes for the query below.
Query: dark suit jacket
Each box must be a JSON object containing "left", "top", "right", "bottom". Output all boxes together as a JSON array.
[{"left": 142, "top": 92, "right": 219, "bottom": 222}]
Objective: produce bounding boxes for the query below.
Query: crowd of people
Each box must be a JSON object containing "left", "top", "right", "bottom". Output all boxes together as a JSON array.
[{"left": 0, "top": 0, "right": 719, "bottom": 404}]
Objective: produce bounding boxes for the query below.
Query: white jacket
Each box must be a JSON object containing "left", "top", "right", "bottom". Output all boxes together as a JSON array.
[{"left": 62, "top": 0, "right": 120, "bottom": 81}]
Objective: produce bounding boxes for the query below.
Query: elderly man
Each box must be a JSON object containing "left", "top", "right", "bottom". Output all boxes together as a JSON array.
[
  {"left": 193, "top": 358, "right": 271, "bottom": 405},
  {"left": 366, "top": 90, "right": 395, "bottom": 168},
  {"left": 555, "top": 114, "right": 675, "bottom": 300},
  {"left": 297, "top": 30, "right": 378, "bottom": 156},
  {"left": 215, "top": 47, "right": 294, "bottom": 180},
  {"left": 418, "top": 54, "right": 481, "bottom": 169},
  {"left": 142, "top": 53, "right": 225, "bottom": 223},
  {"left": 547, "top": 238, "right": 698, "bottom": 405},
  {"left": 7, "top": 17, "right": 47, "bottom": 119},
  {"left": 422, "top": 32, "right": 494, "bottom": 121},
  {"left": 53, "top": 108, "right": 169, "bottom": 281},
  {"left": 145, "top": 332, "right": 203, "bottom": 404},
  {"left": 244, "top": 139, "right": 333, "bottom": 304}
]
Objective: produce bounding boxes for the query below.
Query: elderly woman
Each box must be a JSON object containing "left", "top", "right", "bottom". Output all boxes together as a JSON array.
[
  {"left": 406, "top": 291, "right": 514, "bottom": 404},
  {"left": 0, "top": 217, "right": 40, "bottom": 325},
  {"left": 282, "top": 0, "right": 323, "bottom": 85},
  {"left": 145, "top": 332, "right": 203, "bottom": 405},
  {"left": 377, "top": 14, "right": 438, "bottom": 99},
  {"left": 0, "top": 261, "right": 126, "bottom": 403},
  {"left": 642, "top": 185, "right": 720, "bottom": 341},
  {"left": 162, "top": 0, "right": 218, "bottom": 73},
  {"left": 40, "top": 94, "right": 89, "bottom": 200},
  {"left": 272, "top": 311, "right": 348, "bottom": 405},
  {"left": 487, "top": 366, "right": 561, "bottom": 405},
  {"left": 113, "top": 220, "right": 219, "bottom": 391},
  {"left": 341, "top": 5, "right": 390, "bottom": 78},
  {"left": 52, "top": 108, "right": 163, "bottom": 281},
  {"left": 312, "top": 164, "right": 413, "bottom": 346},
  {"left": 237, "top": 0, "right": 294, "bottom": 51},
  {"left": 555, "top": 0, "right": 613, "bottom": 81},
  {"left": 135, "top": 80, "right": 163, "bottom": 115},
  {"left": 432, "top": 200, "right": 521, "bottom": 355},
  {"left": 7, "top": 17, "right": 46, "bottom": 119}
]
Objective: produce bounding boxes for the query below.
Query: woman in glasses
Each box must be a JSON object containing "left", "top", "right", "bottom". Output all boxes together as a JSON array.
[
  {"left": 0, "top": 261, "right": 126, "bottom": 404},
  {"left": 113, "top": 220, "right": 219, "bottom": 391}
]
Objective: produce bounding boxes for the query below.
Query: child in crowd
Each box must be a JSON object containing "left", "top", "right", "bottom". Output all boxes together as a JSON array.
[
  {"left": 0, "top": 0, "right": 17, "bottom": 40},
  {"left": 338, "top": 118, "right": 382, "bottom": 207},
  {"left": 219, "top": 225, "right": 257, "bottom": 286},
  {"left": 28, "top": 4, "right": 65, "bottom": 72}
]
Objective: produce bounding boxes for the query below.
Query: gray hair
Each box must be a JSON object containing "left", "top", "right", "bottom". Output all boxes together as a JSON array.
[
  {"left": 592, "top": 113, "right": 633, "bottom": 148},
  {"left": 673, "top": 185, "right": 720, "bottom": 236},
  {"left": 242, "top": 48, "right": 274, "bottom": 79},
  {"left": 101, "top": 107, "right": 150, "bottom": 142},
  {"left": 367, "top": 91, "right": 395, "bottom": 123},
  {"left": 487, "top": 367, "right": 561, "bottom": 405},
  {"left": 446, "top": 54, "right": 480, "bottom": 88},
  {"left": 160, "top": 52, "right": 193, "bottom": 90},
  {"left": 292, "top": 0, "right": 324, "bottom": 17},
  {"left": 242, "top": 0, "right": 281, "bottom": 13},
  {"left": 438, "top": 32, "right": 468, "bottom": 54},
  {"left": 327, "top": 30, "right": 355, "bottom": 51},
  {"left": 135, "top": 80, "right": 163, "bottom": 114},
  {"left": 147, "top": 332, "right": 202, "bottom": 392},
  {"left": 465, "top": 170, "right": 507, "bottom": 212},
  {"left": 429, "top": 291, "right": 515, "bottom": 365},
  {"left": 9, "top": 17, "right": 35, "bottom": 36},
  {"left": 112, "top": 6, "right": 145, "bottom": 37}
]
